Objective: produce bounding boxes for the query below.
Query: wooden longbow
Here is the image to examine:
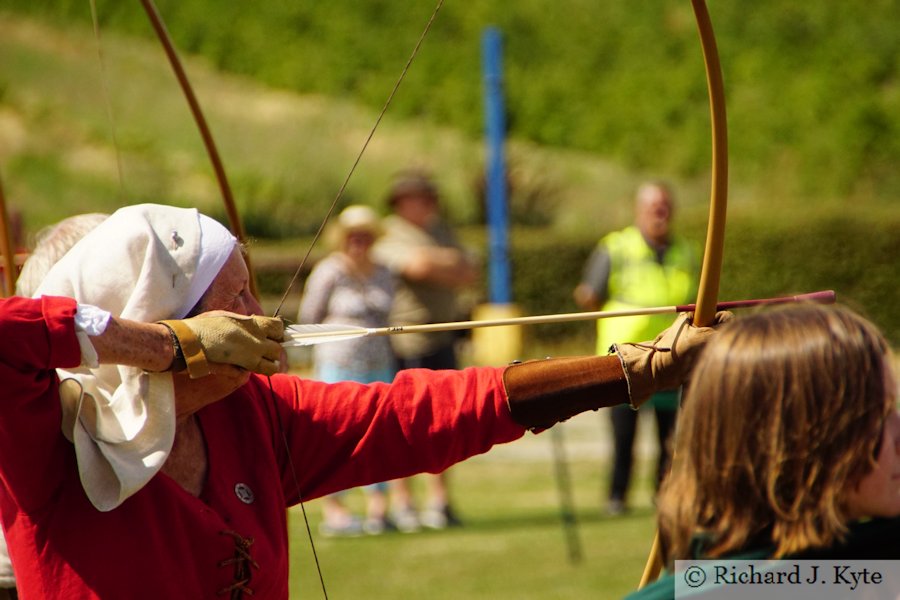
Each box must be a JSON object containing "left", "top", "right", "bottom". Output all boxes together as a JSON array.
[
  {"left": 638, "top": 0, "right": 728, "bottom": 587},
  {"left": 0, "top": 171, "right": 17, "bottom": 297}
]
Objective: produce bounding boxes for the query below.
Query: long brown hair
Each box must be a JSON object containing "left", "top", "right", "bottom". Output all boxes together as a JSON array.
[{"left": 658, "top": 304, "right": 892, "bottom": 562}]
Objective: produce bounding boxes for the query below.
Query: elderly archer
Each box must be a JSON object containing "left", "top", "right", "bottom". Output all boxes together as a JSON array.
[{"left": 1, "top": 203, "right": 729, "bottom": 599}]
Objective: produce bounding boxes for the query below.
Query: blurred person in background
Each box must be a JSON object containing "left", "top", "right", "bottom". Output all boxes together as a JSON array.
[
  {"left": 299, "top": 205, "right": 397, "bottom": 536},
  {"left": 15, "top": 213, "right": 110, "bottom": 299},
  {"left": 372, "top": 169, "right": 481, "bottom": 530},
  {"left": 574, "top": 181, "right": 698, "bottom": 516}
]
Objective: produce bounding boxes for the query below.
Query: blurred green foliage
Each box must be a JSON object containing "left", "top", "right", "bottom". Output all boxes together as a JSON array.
[
  {"left": 709, "top": 215, "right": 900, "bottom": 345},
  {"left": 15, "top": 0, "right": 900, "bottom": 205},
  {"left": 5, "top": 3, "right": 899, "bottom": 346}
]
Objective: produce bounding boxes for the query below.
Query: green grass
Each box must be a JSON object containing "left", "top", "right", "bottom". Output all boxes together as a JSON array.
[{"left": 286, "top": 413, "right": 661, "bottom": 599}]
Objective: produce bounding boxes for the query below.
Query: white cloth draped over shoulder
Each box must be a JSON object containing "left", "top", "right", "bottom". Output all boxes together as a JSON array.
[{"left": 34, "top": 203, "right": 236, "bottom": 511}]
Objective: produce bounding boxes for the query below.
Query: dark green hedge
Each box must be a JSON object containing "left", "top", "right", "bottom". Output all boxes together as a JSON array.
[
  {"left": 480, "top": 216, "right": 900, "bottom": 345},
  {"left": 708, "top": 216, "right": 900, "bottom": 345}
]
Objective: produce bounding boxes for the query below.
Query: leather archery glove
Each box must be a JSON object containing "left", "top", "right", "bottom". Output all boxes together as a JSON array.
[
  {"left": 159, "top": 313, "right": 285, "bottom": 379},
  {"left": 613, "top": 310, "right": 734, "bottom": 407}
]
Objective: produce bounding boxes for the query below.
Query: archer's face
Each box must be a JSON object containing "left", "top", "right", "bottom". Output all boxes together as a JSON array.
[
  {"left": 200, "top": 246, "right": 263, "bottom": 316},
  {"left": 172, "top": 246, "right": 264, "bottom": 418}
]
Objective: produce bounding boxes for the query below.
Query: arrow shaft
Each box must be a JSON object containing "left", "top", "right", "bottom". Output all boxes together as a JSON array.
[
  {"left": 374, "top": 306, "right": 674, "bottom": 336},
  {"left": 675, "top": 290, "right": 835, "bottom": 313},
  {"left": 286, "top": 291, "right": 835, "bottom": 342}
]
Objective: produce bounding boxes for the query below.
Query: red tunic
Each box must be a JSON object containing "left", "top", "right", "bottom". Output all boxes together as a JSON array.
[{"left": 0, "top": 296, "right": 525, "bottom": 598}]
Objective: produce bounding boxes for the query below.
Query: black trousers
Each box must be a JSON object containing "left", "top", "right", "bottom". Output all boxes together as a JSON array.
[{"left": 607, "top": 403, "right": 677, "bottom": 503}]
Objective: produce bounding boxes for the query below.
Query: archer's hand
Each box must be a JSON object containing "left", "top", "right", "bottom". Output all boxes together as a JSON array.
[
  {"left": 614, "top": 311, "right": 734, "bottom": 406},
  {"left": 160, "top": 312, "right": 285, "bottom": 378},
  {"left": 173, "top": 364, "right": 251, "bottom": 419}
]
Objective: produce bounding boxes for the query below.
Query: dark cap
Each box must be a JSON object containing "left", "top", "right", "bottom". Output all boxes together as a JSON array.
[{"left": 386, "top": 169, "right": 439, "bottom": 206}]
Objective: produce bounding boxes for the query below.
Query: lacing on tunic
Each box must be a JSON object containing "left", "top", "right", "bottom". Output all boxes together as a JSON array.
[{"left": 216, "top": 529, "right": 260, "bottom": 598}]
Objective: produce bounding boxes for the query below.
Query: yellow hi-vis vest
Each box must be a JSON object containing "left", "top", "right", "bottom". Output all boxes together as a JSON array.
[{"left": 595, "top": 225, "right": 698, "bottom": 356}]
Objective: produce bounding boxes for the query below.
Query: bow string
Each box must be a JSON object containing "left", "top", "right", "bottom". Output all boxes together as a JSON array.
[{"left": 273, "top": 0, "right": 446, "bottom": 318}]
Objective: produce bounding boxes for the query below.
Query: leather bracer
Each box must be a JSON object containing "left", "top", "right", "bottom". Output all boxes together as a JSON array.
[{"left": 502, "top": 355, "right": 631, "bottom": 431}]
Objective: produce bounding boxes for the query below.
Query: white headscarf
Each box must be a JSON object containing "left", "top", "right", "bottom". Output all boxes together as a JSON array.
[{"left": 35, "top": 203, "right": 237, "bottom": 510}]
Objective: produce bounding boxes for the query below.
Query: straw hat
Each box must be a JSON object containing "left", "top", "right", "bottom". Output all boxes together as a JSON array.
[{"left": 327, "top": 205, "right": 382, "bottom": 248}]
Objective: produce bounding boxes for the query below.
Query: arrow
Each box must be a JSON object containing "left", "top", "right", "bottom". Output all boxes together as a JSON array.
[{"left": 283, "top": 290, "right": 835, "bottom": 347}]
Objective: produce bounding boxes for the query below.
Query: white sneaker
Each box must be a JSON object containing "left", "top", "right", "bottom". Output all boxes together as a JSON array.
[
  {"left": 420, "top": 505, "right": 462, "bottom": 530},
  {"left": 363, "top": 517, "right": 396, "bottom": 535},
  {"left": 390, "top": 507, "right": 421, "bottom": 533},
  {"left": 318, "top": 516, "right": 365, "bottom": 538}
]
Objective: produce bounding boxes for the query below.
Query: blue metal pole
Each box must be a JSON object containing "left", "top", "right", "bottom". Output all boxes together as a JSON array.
[{"left": 482, "top": 27, "right": 512, "bottom": 304}]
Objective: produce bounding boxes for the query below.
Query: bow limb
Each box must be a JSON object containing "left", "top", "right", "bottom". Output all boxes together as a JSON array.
[
  {"left": 138, "top": 0, "right": 258, "bottom": 298},
  {"left": 136, "top": 4, "right": 326, "bottom": 593},
  {"left": 0, "top": 170, "right": 17, "bottom": 296},
  {"left": 638, "top": 0, "right": 728, "bottom": 589},
  {"left": 691, "top": 0, "right": 728, "bottom": 327}
]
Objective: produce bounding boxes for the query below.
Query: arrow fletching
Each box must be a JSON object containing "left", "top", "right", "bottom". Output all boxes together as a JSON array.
[{"left": 283, "top": 323, "right": 372, "bottom": 347}]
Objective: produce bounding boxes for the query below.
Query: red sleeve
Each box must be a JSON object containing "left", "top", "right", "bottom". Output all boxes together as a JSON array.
[
  {"left": 264, "top": 367, "right": 526, "bottom": 503},
  {"left": 0, "top": 296, "right": 83, "bottom": 511}
]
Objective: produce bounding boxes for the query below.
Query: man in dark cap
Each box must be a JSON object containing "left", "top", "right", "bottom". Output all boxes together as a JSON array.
[{"left": 372, "top": 169, "right": 480, "bottom": 530}]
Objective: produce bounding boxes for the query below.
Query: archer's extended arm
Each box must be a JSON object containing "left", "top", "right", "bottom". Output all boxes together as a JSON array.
[{"left": 503, "top": 311, "right": 732, "bottom": 430}]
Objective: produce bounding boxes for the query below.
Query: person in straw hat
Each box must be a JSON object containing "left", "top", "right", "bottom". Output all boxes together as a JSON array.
[
  {"left": 299, "top": 205, "right": 398, "bottom": 536},
  {"left": 372, "top": 168, "right": 481, "bottom": 530}
]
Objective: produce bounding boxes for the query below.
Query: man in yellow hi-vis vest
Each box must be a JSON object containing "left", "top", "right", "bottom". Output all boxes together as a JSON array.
[{"left": 574, "top": 181, "right": 698, "bottom": 516}]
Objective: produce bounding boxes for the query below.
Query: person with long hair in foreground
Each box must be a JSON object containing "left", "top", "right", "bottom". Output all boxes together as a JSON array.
[{"left": 629, "top": 303, "right": 900, "bottom": 599}]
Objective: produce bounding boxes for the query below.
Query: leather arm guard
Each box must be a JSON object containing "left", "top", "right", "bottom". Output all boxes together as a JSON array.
[{"left": 502, "top": 355, "right": 630, "bottom": 431}]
